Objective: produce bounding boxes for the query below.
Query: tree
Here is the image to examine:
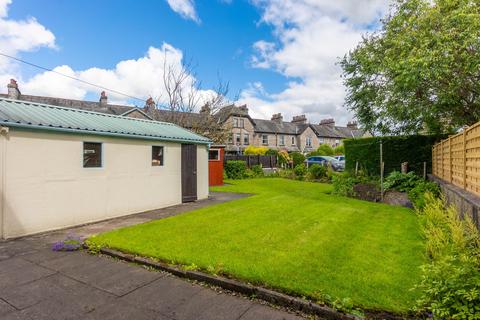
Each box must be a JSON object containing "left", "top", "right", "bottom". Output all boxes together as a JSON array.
[
  {"left": 146, "top": 54, "right": 232, "bottom": 144},
  {"left": 340, "top": 0, "right": 480, "bottom": 135},
  {"left": 334, "top": 144, "right": 345, "bottom": 155},
  {"left": 317, "top": 144, "right": 335, "bottom": 156}
]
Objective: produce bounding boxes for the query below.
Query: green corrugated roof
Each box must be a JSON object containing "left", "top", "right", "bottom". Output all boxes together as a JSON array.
[{"left": 0, "top": 98, "right": 211, "bottom": 144}]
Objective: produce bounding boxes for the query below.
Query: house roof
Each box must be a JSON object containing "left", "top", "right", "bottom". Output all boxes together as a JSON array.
[
  {"left": 0, "top": 98, "right": 211, "bottom": 144},
  {"left": 311, "top": 124, "right": 364, "bottom": 138},
  {"left": 252, "top": 119, "right": 309, "bottom": 135}
]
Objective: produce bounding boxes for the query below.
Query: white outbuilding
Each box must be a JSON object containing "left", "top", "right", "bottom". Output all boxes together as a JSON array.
[{"left": 0, "top": 98, "right": 211, "bottom": 239}]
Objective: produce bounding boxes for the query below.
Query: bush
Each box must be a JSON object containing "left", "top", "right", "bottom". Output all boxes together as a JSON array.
[
  {"left": 408, "top": 181, "right": 441, "bottom": 209},
  {"left": 277, "top": 150, "right": 291, "bottom": 166},
  {"left": 383, "top": 171, "right": 421, "bottom": 192},
  {"left": 224, "top": 160, "right": 247, "bottom": 179},
  {"left": 308, "top": 164, "right": 327, "bottom": 179},
  {"left": 331, "top": 173, "right": 358, "bottom": 197},
  {"left": 414, "top": 195, "right": 480, "bottom": 319},
  {"left": 334, "top": 144, "right": 344, "bottom": 155},
  {"left": 344, "top": 135, "right": 445, "bottom": 176},
  {"left": 265, "top": 149, "right": 278, "bottom": 156},
  {"left": 250, "top": 164, "right": 264, "bottom": 177},
  {"left": 317, "top": 144, "right": 335, "bottom": 156},
  {"left": 244, "top": 146, "right": 268, "bottom": 155},
  {"left": 290, "top": 152, "right": 305, "bottom": 167},
  {"left": 293, "top": 164, "right": 307, "bottom": 178}
]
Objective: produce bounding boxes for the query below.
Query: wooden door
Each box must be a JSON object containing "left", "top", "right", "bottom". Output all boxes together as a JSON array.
[{"left": 181, "top": 144, "right": 197, "bottom": 202}]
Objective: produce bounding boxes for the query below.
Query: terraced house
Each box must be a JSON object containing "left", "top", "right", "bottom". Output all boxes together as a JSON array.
[{"left": 216, "top": 104, "right": 366, "bottom": 154}]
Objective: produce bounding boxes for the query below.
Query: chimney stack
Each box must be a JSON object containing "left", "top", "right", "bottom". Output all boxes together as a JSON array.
[
  {"left": 347, "top": 121, "right": 358, "bottom": 130},
  {"left": 144, "top": 97, "right": 156, "bottom": 114},
  {"left": 271, "top": 113, "right": 283, "bottom": 123},
  {"left": 7, "top": 79, "right": 20, "bottom": 100},
  {"left": 319, "top": 118, "right": 335, "bottom": 127},
  {"left": 291, "top": 115, "right": 307, "bottom": 124},
  {"left": 238, "top": 104, "right": 248, "bottom": 114},
  {"left": 99, "top": 91, "right": 108, "bottom": 106},
  {"left": 200, "top": 104, "right": 211, "bottom": 114}
]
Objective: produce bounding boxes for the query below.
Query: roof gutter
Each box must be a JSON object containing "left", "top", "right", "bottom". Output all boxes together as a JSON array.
[
  {"left": 0, "top": 126, "right": 8, "bottom": 239},
  {"left": 1, "top": 122, "right": 212, "bottom": 145}
]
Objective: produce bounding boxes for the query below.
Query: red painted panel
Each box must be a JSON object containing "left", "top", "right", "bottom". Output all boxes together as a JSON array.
[{"left": 209, "top": 147, "right": 224, "bottom": 186}]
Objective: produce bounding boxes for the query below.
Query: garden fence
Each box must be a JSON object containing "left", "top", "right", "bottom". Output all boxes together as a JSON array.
[
  {"left": 224, "top": 155, "right": 277, "bottom": 168},
  {"left": 432, "top": 121, "right": 480, "bottom": 197}
]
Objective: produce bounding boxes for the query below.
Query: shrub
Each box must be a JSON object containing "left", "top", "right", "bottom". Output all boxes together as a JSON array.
[
  {"left": 344, "top": 135, "right": 445, "bottom": 176},
  {"left": 290, "top": 152, "right": 306, "bottom": 167},
  {"left": 277, "top": 168, "right": 295, "bottom": 179},
  {"left": 414, "top": 195, "right": 480, "bottom": 319},
  {"left": 308, "top": 164, "right": 327, "bottom": 179},
  {"left": 265, "top": 149, "right": 278, "bottom": 156},
  {"left": 383, "top": 171, "right": 421, "bottom": 192},
  {"left": 224, "top": 160, "right": 247, "bottom": 179},
  {"left": 244, "top": 145, "right": 268, "bottom": 155},
  {"left": 277, "top": 150, "right": 291, "bottom": 166},
  {"left": 334, "top": 144, "right": 344, "bottom": 155},
  {"left": 293, "top": 164, "right": 307, "bottom": 178},
  {"left": 408, "top": 181, "right": 441, "bottom": 210},
  {"left": 317, "top": 144, "right": 335, "bottom": 156},
  {"left": 331, "top": 173, "right": 358, "bottom": 197},
  {"left": 250, "top": 164, "right": 264, "bottom": 177}
]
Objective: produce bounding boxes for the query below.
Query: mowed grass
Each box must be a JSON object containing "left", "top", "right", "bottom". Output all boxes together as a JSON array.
[{"left": 89, "top": 178, "right": 424, "bottom": 313}]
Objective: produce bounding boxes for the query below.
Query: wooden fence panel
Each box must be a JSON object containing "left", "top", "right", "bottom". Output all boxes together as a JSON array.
[
  {"left": 224, "top": 155, "right": 277, "bottom": 168},
  {"left": 433, "top": 122, "right": 480, "bottom": 197}
]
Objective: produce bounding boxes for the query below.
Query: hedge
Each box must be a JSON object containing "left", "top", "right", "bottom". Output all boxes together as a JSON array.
[{"left": 344, "top": 135, "right": 445, "bottom": 176}]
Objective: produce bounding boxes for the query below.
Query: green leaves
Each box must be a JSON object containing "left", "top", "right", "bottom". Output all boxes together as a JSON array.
[{"left": 341, "top": 0, "right": 480, "bottom": 135}]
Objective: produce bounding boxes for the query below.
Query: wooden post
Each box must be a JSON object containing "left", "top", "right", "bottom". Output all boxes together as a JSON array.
[
  {"left": 355, "top": 161, "right": 359, "bottom": 176},
  {"left": 463, "top": 130, "right": 467, "bottom": 190},
  {"left": 380, "top": 140, "right": 384, "bottom": 202},
  {"left": 423, "top": 162, "right": 427, "bottom": 180},
  {"left": 449, "top": 137, "right": 453, "bottom": 183}
]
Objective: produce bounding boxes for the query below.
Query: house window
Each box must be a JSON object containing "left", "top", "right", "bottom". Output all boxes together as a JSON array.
[
  {"left": 279, "top": 135, "right": 285, "bottom": 146},
  {"left": 83, "top": 142, "right": 102, "bottom": 168},
  {"left": 335, "top": 139, "right": 340, "bottom": 146},
  {"left": 262, "top": 134, "right": 268, "bottom": 145},
  {"left": 152, "top": 146, "right": 164, "bottom": 166},
  {"left": 233, "top": 118, "right": 244, "bottom": 128},
  {"left": 228, "top": 134, "right": 233, "bottom": 144},
  {"left": 319, "top": 138, "right": 325, "bottom": 144},
  {"left": 306, "top": 137, "right": 312, "bottom": 147},
  {"left": 243, "top": 134, "right": 250, "bottom": 145},
  {"left": 235, "top": 133, "right": 241, "bottom": 145},
  {"left": 291, "top": 136, "right": 295, "bottom": 146},
  {"left": 209, "top": 149, "right": 220, "bottom": 161}
]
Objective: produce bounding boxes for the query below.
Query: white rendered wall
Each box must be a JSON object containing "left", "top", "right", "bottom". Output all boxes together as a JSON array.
[{"left": 1, "top": 129, "right": 208, "bottom": 238}]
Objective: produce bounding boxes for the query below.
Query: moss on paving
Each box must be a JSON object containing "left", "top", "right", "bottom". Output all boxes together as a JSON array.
[{"left": 88, "top": 178, "right": 424, "bottom": 313}]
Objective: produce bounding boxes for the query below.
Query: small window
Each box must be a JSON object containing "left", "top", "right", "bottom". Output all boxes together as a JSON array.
[
  {"left": 306, "top": 136, "right": 312, "bottom": 147},
  {"left": 233, "top": 118, "right": 239, "bottom": 128},
  {"left": 262, "top": 134, "right": 268, "bottom": 145},
  {"left": 291, "top": 136, "right": 295, "bottom": 145},
  {"left": 209, "top": 149, "right": 220, "bottom": 161},
  {"left": 239, "top": 119, "right": 244, "bottom": 128},
  {"left": 243, "top": 134, "right": 249, "bottom": 145},
  {"left": 83, "top": 142, "right": 102, "bottom": 168},
  {"left": 152, "top": 146, "right": 164, "bottom": 166},
  {"left": 279, "top": 135, "right": 285, "bottom": 146},
  {"left": 235, "top": 133, "right": 241, "bottom": 145}
]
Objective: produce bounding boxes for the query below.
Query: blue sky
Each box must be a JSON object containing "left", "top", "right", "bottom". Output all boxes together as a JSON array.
[{"left": 0, "top": 0, "right": 389, "bottom": 124}]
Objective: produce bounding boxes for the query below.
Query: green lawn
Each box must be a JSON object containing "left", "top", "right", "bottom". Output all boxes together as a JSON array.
[{"left": 88, "top": 178, "right": 424, "bottom": 313}]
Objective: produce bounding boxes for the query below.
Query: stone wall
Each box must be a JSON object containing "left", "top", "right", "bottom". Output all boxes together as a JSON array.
[{"left": 429, "top": 175, "right": 480, "bottom": 230}]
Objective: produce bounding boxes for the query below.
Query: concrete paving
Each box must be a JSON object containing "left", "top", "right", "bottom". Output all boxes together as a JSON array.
[{"left": 0, "top": 193, "right": 305, "bottom": 320}]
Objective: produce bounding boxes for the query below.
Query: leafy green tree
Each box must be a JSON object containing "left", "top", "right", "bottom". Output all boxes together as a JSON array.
[
  {"left": 290, "top": 152, "right": 306, "bottom": 166},
  {"left": 334, "top": 145, "right": 345, "bottom": 155},
  {"left": 317, "top": 144, "right": 335, "bottom": 156},
  {"left": 340, "top": 0, "right": 480, "bottom": 135}
]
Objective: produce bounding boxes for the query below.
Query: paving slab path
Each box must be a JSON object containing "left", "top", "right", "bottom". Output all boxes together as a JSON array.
[{"left": 0, "top": 193, "right": 305, "bottom": 320}]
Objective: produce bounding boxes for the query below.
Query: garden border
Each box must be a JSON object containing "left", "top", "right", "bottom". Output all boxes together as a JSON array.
[{"left": 96, "top": 247, "right": 360, "bottom": 320}]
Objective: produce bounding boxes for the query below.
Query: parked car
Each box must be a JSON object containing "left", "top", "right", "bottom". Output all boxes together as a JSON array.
[
  {"left": 305, "top": 156, "right": 344, "bottom": 172},
  {"left": 334, "top": 155, "right": 345, "bottom": 162}
]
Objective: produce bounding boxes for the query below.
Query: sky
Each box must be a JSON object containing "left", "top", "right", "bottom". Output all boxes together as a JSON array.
[{"left": 0, "top": 0, "right": 390, "bottom": 125}]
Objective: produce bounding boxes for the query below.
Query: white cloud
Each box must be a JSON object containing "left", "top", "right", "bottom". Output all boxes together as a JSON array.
[
  {"left": 241, "top": 0, "right": 390, "bottom": 126},
  {"left": 0, "top": 0, "right": 55, "bottom": 74},
  {"left": 20, "top": 44, "right": 212, "bottom": 108},
  {"left": 166, "top": 0, "right": 200, "bottom": 23}
]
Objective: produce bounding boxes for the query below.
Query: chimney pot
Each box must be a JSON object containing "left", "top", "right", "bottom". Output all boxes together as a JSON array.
[
  {"left": 99, "top": 91, "right": 108, "bottom": 106},
  {"left": 271, "top": 113, "right": 283, "bottom": 123},
  {"left": 7, "top": 79, "right": 21, "bottom": 100},
  {"left": 144, "top": 97, "right": 156, "bottom": 113},
  {"left": 291, "top": 114, "right": 307, "bottom": 124},
  {"left": 347, "top": 121, "right": 358, "bottom": 130},
  {"left": 319, "top": 118, "right": 335, "bottom": 127}
]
